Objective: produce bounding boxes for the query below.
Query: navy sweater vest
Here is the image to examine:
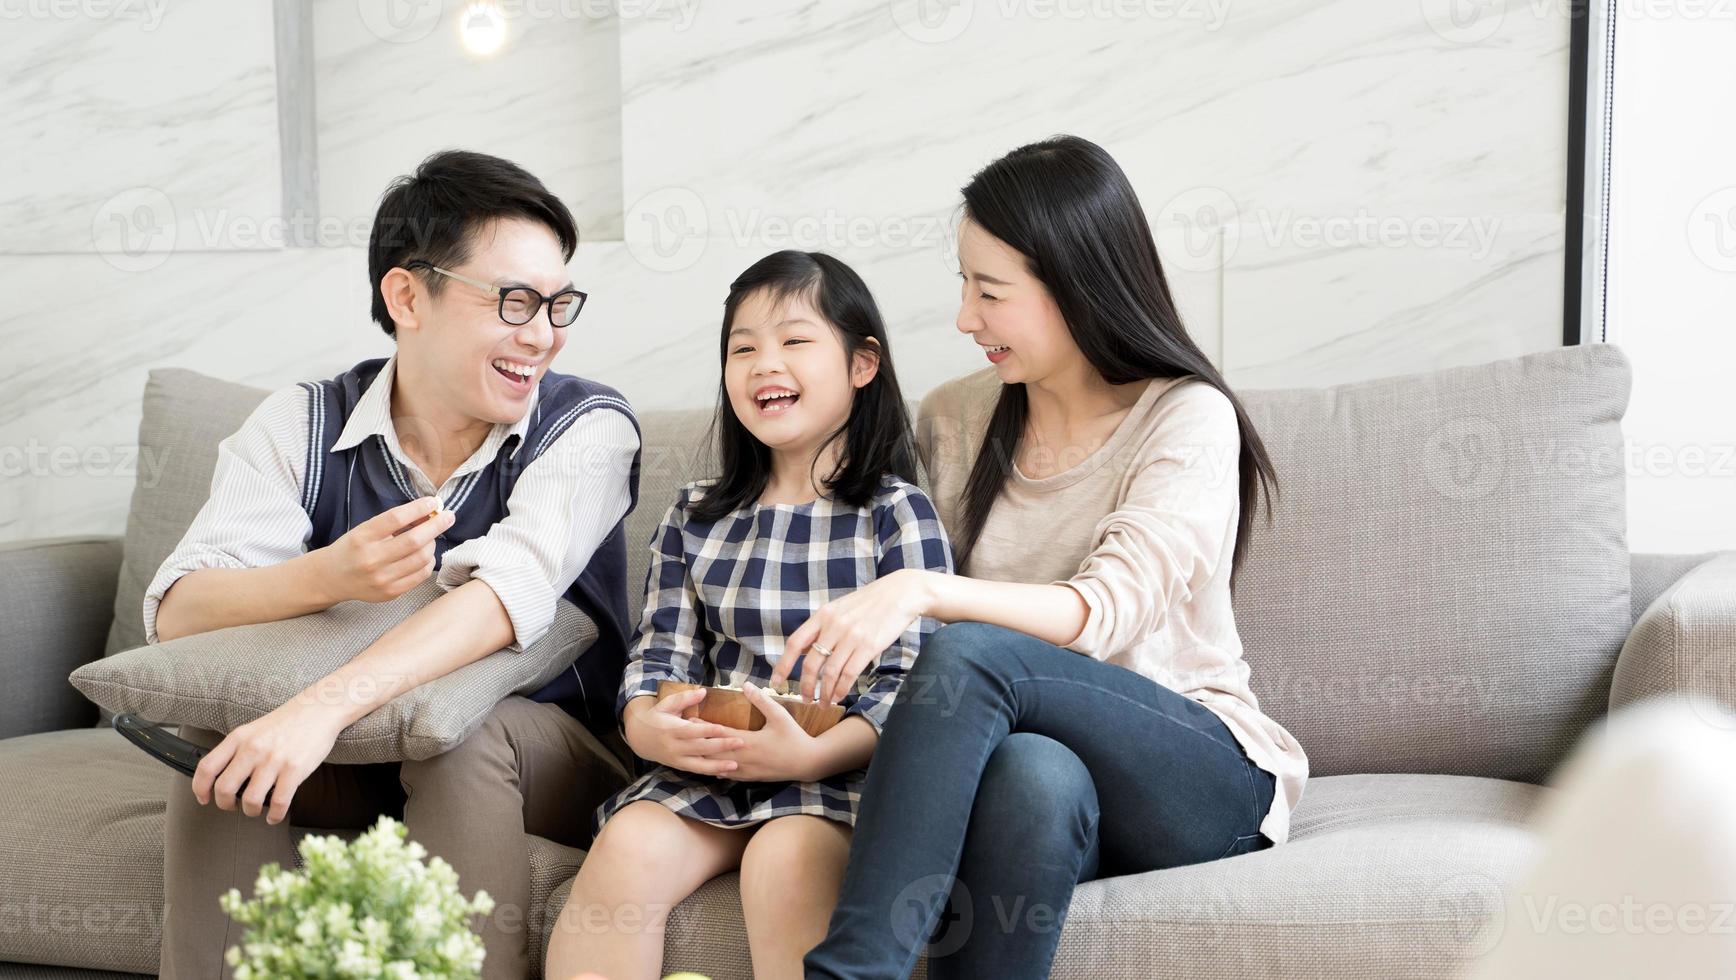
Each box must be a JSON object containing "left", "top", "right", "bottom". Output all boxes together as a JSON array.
[{"left": 295, "top": 358, "right": 640, "bottom": 737}]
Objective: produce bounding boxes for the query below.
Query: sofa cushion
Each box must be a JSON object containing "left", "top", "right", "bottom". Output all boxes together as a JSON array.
[
  {"left": 536, "top": 772, "right": 1548, "bottom": 979},
  {"left": 104, "top": 370, "right": 269, "bottom": 660},
  {"left": 526, "top": 835, "right": 587, "bottom": 973},
  {"left": 1233, "top": 344, "right": 1633, "bottom": 780},
  {"left": 70, "top": 581, "right": 597, "bottom": 764},
  {"left": 0, "top": 966, "right": 148, "bottom": 978},
  {"left": 0, "top": 536, "right": 124, "bottom": 738},
  {"left": 626, "top": 409, "right": 716, "bottom": 630},
  {"left": 0, "top": 736, "right": 1545, "bottom": 980},
  {"left": 0, "top": 729, "right": 167, "bottom": 974}
]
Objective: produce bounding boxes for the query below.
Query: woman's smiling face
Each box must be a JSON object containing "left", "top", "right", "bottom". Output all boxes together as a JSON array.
[
  {"left": 954, "top": 216, "right": 1081, "bottom": 386},
  {"left": 724, "top": 287, "right": 874, "bottom": 459}
]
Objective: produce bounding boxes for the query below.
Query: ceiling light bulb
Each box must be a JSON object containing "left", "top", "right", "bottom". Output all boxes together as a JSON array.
[{"left": 458, "top": 2, "right": 507, "bottom": 57}]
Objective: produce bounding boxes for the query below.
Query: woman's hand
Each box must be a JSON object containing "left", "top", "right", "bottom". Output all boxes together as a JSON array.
[
  {"left": 191, "top": 700, "right": 347, "bottom": 825},
  {"left": 623, "top": 688, "right": 745, "bottom": 777},
  {"left": 769, "top": 568, "right": 936, "bottom": 707},
  {"left": 717, "top": 682, "right": 822, "bottom": 782}
]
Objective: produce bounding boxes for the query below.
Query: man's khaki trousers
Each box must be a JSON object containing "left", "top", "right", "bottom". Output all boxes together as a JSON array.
[{"left": 158, "top": 696, "right": 632, "bottom": 979}]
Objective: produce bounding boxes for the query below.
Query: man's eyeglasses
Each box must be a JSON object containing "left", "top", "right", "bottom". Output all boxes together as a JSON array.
[{"left": 406, "top": 260, "right": 588, "bottom": 327}]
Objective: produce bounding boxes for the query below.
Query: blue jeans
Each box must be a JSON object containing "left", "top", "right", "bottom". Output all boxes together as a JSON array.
[{"left": 804, "top": 622, "right": 1276, "bottom": 979}]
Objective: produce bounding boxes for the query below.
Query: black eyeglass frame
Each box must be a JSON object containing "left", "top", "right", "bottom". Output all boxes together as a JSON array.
[{"left": 405, "top": 259, "right": 588, "bottom": 327}]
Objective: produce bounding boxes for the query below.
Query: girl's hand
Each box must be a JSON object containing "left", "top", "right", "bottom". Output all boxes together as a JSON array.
[
  {"left": 624, "top": 688, "right": 745, "bottom": 777},
  {"left": 718, "top": 682, "right": 821, "bottom": 782},
  {"left": 769, "top": 568, "right": 935, "bottom": 707}
]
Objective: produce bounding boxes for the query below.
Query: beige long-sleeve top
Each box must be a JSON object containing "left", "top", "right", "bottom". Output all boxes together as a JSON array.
[{"left": 918, "top": 368, "right": 1308, "bottom": 845}]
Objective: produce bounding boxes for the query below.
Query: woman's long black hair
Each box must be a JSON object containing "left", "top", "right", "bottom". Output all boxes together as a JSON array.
[
  {"left": 953, "top": 135, "right": 1278, "bottom": 590},
  {"left": 688, "top": 250, "right": 920, "bottom": 522}
]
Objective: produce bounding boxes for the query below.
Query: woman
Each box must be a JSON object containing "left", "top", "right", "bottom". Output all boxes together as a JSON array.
[{"left": 767, "top": 135, "right": 1310, "bottom": 978}]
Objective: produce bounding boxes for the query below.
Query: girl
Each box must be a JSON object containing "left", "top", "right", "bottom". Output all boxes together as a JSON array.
[
  {"left": 777, "top": 136, "right": 1312, "bottom": 978},
  {"left": 544, "top": 250, "right": 954, "bottom": 980}
]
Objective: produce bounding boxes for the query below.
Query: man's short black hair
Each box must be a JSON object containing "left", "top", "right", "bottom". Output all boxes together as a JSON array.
[{"left": 368, "top": 150, "right": 579, "bottom": 337}]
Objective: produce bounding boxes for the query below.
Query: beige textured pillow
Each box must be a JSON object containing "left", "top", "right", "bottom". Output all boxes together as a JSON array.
[
  {"left": 1232, "top": 344, "right": 1634, "bottom": 782},
  {"left": 106, "top": 368, "right": 271, "bottom": 659},
  {"left": 70, "top": 581, "right": 596, "bottom": 763}
]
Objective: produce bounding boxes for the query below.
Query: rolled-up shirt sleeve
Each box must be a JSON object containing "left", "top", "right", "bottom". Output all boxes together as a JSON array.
[
  {"left": 1057, "top": 384, "right": 1243, "bottom": 659},
  {"left": 437, "top": 407, "right": 639, "bottom": 652},
  {"left": 142, "top": 384, "right": 313, "bottom": 645}
]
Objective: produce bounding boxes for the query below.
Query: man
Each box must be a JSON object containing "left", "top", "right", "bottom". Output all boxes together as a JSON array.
[{"left": 149, "top": 150, "right": 639, "bottom": 978}]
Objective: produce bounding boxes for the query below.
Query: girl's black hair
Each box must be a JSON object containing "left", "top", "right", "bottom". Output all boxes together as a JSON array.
[
  {"left": 954, "top": 135, "right": 1278, "bottom": 590},
  {"left": 687, "top": 250, "right": 919, "bottom": 522}
]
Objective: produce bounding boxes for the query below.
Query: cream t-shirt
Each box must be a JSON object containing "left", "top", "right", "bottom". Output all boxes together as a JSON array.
[{"left": 917, "top": 367, "right": 1308, "bottom": 845}]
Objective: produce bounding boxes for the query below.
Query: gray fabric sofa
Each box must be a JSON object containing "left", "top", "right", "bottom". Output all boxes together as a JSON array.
[{"left": 2, "top": 343, "right": 1731, "bottom": 979}]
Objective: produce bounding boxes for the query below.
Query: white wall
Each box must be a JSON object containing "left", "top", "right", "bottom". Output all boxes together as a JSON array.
[
  {"left": 0, "top": 0, "right": 1572, "bottom": 542},
  {"left": 1605, "top": 3, "right": 1736, "bottom": 554}
]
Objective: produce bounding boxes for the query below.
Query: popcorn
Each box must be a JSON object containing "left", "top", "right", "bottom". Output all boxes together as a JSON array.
[{"left": 713, "top": 681, "right": 806, "bottom": 701}]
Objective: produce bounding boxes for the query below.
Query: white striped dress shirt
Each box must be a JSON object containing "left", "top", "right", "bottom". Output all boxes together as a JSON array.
[{"left": 143, "top": 355, "right": 639, "bottom": 652}]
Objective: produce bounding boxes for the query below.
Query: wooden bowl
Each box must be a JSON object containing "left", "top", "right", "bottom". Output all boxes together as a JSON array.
[{"left": 656, "top": 681, "right": 846, "bottom": 738}]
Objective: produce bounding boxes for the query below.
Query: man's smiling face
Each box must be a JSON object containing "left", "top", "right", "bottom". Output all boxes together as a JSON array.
[{"left": 398, "top": 216, "right": 575, "bottom": 426}]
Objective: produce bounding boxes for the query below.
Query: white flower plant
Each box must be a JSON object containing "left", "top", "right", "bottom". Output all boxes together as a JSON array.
[{"left": 220, "top": 816, "right": 495, "bottom": 979}]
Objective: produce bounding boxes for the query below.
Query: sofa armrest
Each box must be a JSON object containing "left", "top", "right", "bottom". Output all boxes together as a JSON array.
[
  {"left": 0, "top": 535, "right": 124, "bottom": 738},
  {"left": 1611, "top": 551, "right": 1736, "bottom": 715}
]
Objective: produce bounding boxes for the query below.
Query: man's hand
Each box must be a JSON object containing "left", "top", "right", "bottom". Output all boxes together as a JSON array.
[
  {"left": 191, "top": 700, "right": 347, "bottom": 825},
  {"left": 623, "top": 688, "right": 745, "bottom": 777},
  {"left": 716, "top": 682, "right": 821, "bottom": 782},
  {"left": 314, "top": 496, "right": 456, "bottom": 603}
]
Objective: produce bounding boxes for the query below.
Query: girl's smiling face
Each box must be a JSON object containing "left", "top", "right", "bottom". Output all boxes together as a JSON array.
[
  {"left": 954, "top": 216, "right": 1081, "bottom": 386},
  {"left": 724, "top": 287, "right": 876, "bottom": 461}
]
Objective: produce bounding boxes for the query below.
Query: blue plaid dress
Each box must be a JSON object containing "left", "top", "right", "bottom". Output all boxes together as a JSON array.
[{"left": 594, "top": 474, "right": 954, "bottom": 833}]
